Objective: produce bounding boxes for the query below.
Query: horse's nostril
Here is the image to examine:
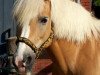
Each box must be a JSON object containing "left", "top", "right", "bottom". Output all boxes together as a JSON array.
[
  {"left": 27, "top": 56, "right": 32, "bottom": 63},
  {"left": 23, "top": 55, "right": 32, "bottom": 66}
]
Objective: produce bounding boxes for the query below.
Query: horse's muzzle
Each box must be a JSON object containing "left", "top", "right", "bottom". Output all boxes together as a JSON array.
[{"left": 14, "top": 52, "right": 36, "bottom": 74}]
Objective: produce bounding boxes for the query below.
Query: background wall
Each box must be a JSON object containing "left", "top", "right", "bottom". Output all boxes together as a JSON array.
[{"left": 0, "top": 0, "right": 16, "bottom": 54}]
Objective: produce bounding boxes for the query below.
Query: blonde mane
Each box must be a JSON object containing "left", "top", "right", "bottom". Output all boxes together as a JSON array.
[
  {"left": 13, "top": 0, "right": 44, "bottom": 25},
  {"left": 51, "top": 0, "right": 100, "bottom": 42},
  {"left": 13, "top": 0, "right": 100, "bottom": 43}
]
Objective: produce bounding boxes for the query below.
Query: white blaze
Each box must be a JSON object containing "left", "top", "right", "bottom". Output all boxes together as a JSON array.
[{"left": 17, "top": 24, "right": 30, "bottom": 60}]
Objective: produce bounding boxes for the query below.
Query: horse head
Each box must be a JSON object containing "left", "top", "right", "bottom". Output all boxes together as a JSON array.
[{"left": 13, "top": 0, "right": 53, "bottom": 74}]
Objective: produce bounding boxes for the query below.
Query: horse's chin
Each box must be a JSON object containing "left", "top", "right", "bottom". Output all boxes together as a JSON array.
[
  {"left": 18, "top": 67, "right": 26, "bottom": 75},
  {"left": 26, "top": 71, "right": 33, "bottom": 75}
]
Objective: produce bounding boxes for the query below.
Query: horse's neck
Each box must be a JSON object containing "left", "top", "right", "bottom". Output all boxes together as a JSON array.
[{"left": 50, "top": 38, "right": 100, "bottom": 74}]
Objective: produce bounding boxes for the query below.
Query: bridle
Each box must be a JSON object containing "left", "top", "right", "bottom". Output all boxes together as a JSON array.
[{"left": 16, "top": 26, "right": 54, "bottom": 59}]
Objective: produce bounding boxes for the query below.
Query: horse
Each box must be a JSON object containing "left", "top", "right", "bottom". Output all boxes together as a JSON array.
[{"left": 13, "top": 0, "right": 100, "bottom": 75}]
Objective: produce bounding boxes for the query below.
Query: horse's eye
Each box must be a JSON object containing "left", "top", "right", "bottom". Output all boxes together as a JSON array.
[{"left": 39, "top": 17, "right": 48, "bottom": 24}]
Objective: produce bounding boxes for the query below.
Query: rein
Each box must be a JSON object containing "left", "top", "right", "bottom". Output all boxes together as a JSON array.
[{"left": 16, "top": 27, "right": 54, "bottom": 59}]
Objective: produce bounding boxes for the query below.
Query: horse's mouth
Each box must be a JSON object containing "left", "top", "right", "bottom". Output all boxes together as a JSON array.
[
  {"left": 14, "top": 60, "right": 31, "bottom": 74},
  {"left": 15, "top": 61, "right": 26, "bottom": 74},
  {"left": 17, "top": 64, "right": 32, "bottom": 75}
]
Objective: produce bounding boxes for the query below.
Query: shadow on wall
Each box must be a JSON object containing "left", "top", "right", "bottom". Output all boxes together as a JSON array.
[{"left": 0, "top": 29, "right": 11, "bottom": 55}]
